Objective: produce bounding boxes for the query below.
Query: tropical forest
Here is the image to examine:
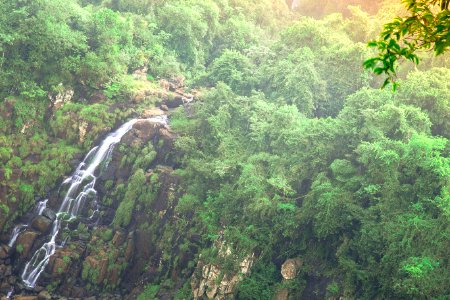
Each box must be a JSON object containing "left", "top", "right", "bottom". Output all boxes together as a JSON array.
[{"left": 0, "top": 0, "right": 449, "bottom": 299}]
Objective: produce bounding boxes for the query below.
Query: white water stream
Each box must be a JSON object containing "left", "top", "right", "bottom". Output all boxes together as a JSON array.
[
  {"left": 6, "top": 287, "right": 13, "bottom": 299},
  {"left": 35, "top": 199, "right": 48, "bottom": 215},
  {"left": 7, "top": 225, "right": 27, "bottom": 248},
  {"left": 19, "top": 117, "right": 167, "bottom": 288}
]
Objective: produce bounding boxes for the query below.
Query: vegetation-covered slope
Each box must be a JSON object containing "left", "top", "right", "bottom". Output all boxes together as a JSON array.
[{"left": 0, "top": 0, "right": 448, "bottom": 299}]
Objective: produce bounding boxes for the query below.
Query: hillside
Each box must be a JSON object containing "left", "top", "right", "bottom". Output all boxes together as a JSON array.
[{"left": 0, "top": 1, "right": 449, "bottom": 299}]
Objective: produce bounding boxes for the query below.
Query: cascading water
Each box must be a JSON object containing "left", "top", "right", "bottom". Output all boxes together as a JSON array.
[
  {"left": 35, "top": 199, "right": 48, "bottom": 215},
  {"left": 20, "top": 116, "right": 167, "bottom": 288},
  {"left": 6, "top": 287, "right": 13, "bottom": 299},
  {"left": 8, "top": 225, "right": 27, "bottom": 248}
]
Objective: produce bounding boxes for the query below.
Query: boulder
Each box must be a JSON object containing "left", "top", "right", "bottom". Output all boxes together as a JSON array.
[
  {"left": 16, "top": 231, "right": 39, "bottom": 257},
  {"left": 132, "top": 120, "right": 158, "bottom": 140},
  {"left": 281, "top": 258, "right": 303, "bottom": 280},
  {"left": 41, "top": 209, "right": 56, "bottom": 222},
  {"left": 31, "top": 216, "right": 52, "bottom": 233}
]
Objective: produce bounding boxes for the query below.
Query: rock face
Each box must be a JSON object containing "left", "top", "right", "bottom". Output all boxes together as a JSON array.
[
  {"left": 0, "top": 93, "right": 201, "bottom": 299},
  {"left": 41, "top": 209, "right": 56, "bottom": 222},
  {"left": 49, "top": 85, "right": 74, "bottom": 112},
  {"left": 79, "top": 121, "right": 89, "bottom": 143},
  {"left": 16, "top": 231, "right": 39, "bottom": 258},
  {"left": 191, "top": 242, "right": 254, "bottom": 300},
  {"left": 276, "top": 257, "right": 303, "bottom": 300},
  {"left": 281, "top": 258, "right": 303, "bottom": 280},
  {"left": 30, "top": 216, "right": 52, "bottom": 234}
]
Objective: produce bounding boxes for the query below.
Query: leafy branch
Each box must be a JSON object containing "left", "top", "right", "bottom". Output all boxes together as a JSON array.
[{"left": 364, "top": 0, "right": 450, "bottom": 90}]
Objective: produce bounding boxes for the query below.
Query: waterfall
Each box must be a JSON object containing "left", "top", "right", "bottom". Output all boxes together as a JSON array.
[
  {"left": 21, "top": 117, "right": 166, "bottom": 288},
  {"left": 6, "top": 287, "right": 13, "bottom": 299},
  {"left": 7, "top": 225, "right": 27, "bottom": 248},
  {"left": 35, "top": 199, "right": 48, "bottom": 215}
]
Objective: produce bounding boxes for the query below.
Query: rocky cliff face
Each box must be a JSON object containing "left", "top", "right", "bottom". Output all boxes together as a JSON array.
[
  {"left": 0, "top": 80, "right": 207, "bottom": 299},
  {"left": 0, "top": 80, "right": 278, "bottom": 300},
  {"left": 190, "top": 242, "right": 254, "bottom": 300}
]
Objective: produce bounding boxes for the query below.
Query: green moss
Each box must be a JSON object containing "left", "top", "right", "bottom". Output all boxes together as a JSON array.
[
  {"left": 101, "top": 229, "right": 114, "bottom": 242},
  {"left": 137, "top": 284, "right": 160, "bottom": 300},
  {"left": 113, "top": 169, "right": 146, "bottom": 227},
  {"left": 16, "top": 244, "right": 24, "bottom": 253}
]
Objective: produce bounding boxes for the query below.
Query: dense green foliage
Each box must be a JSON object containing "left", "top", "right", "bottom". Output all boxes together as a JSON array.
[
  {"left": 365, "top": 0, "right": 450, "bottom": 88},
  {"left": 0, "top": 0, "right": 448, "bottom": 299}
]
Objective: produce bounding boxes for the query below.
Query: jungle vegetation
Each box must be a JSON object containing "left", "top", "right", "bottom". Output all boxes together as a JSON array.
[{"left": 0, "top": 0, "right": 449, "bottom": 298}]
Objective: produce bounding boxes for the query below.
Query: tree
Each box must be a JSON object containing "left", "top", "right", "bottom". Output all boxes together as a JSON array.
[
  {"left": 364, "top": 0, "right": 450, "bottom": 89},
  {"left": 207, "top": 50, "right": 255, "bottom": 95}
]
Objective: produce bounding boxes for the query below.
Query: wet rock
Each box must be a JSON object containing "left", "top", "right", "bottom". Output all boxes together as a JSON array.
[
  {"left": 133, "top": 120, "right": 159, "bottom": 140},
  {"left": 16, "top": 231, "right": 39, "bottom": 257},
  {"left": 281, "top": 258, "right": 303, "bottom": 280},
  {"left": 31, "top": 216, "right": 52, "bottom": 233},
  {"left": 37, "top": 290, "right": 51, "bottom": 300},
  {"left": 41, "top": 209, "right": 56, "bottom": 222}
]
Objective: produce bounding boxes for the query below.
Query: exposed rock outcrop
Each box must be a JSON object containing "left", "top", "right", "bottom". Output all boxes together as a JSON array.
[
  {"left": 191, "top": 242, "right": 254, "bottom": 299},
  {"left": 30, "top": 217, "right": 51, "bottom": 234},
  {"left": 276, "top": 257, "right": 303, "bottom": 300},
  {"left": 281, "top": 258, "right": 303, "bottom": 280},
  {"left": 16, "top": 231, "right": 39, "bottom": 258},
  {"left": 49, "top": 85, "right": 74, "bottom": 112}
]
